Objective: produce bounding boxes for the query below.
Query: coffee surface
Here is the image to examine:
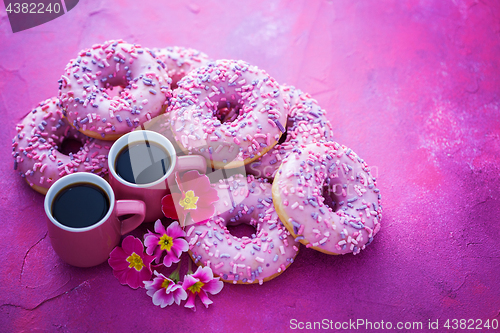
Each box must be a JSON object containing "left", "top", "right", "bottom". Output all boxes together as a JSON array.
[
  {"left": 52, "top": 183, "right": 110, "bottom": 228},
  {"left": 115, "top": 142, "right": 171, "bottom": 185}
]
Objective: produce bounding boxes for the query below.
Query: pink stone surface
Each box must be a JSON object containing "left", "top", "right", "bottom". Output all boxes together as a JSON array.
[{"left": 1, "top": 0, "right": 500, "bottom": 331}]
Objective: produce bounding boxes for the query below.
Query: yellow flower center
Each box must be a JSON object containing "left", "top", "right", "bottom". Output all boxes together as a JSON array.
[
  {"left": 188, "top": 281, "right": 205, "bottom": 294},
  {"left": 161, "top": 278, "right": 170, "bottom": 289},
  {"left": 126, "top": 252, "right": 144, "bottom": 271},
  {"left": 179, "top": 190, "right": 199, "bottom": 210},
  {"left": 158, "top": 234, "right": 174, "bottom": 251}
]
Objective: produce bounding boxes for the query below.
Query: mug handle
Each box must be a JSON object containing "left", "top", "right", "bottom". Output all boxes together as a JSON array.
[
  {"left": 116, "top": 200, "right": 146, "bottom": 235},
  {"left": 176, "top": 155, "right": 207, "bottom": 173}
]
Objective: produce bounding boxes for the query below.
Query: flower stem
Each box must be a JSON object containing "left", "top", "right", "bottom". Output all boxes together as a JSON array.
[
  {"left": 168, "top": 262, "right": 181, "bottom": 283},
  {"left": 187, "top": 257, "right": 193, "bottom": 275}
]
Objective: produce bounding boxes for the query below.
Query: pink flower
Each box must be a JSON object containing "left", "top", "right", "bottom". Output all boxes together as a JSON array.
[
  {"left": 144, "top": 271, "right": 187, "bottom": 308},
  {"left": 182, "top": 266, "right": 224, "bottom": 311},
  {"left": 108, "top": 236, "right": 154, "bottom": 289},
  {"left": 144, "top": 220, "right": 188, "bottom": 267},
  {"left": 162, "top": 171, "right": 219, "bottom": 226}
]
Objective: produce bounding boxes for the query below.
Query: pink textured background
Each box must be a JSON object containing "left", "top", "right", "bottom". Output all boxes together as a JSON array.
[{"left": 1, "top": 0, "right": 500, "bottom": 331}]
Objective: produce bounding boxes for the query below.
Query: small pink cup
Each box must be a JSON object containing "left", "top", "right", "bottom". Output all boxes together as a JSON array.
[
  {"left": 108, "top": 130, "right": 206, "bottom": 222},
  {"left": 44, "top": 172, "right": 146, "bottom": 268}
]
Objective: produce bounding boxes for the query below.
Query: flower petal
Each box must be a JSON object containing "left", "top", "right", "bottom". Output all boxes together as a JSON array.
[
  {"left": 152, "top": 289, "right": 174, "bottom": 308},
  {"left": 166, "top": 221, "right": 186, "bottom": 239},
  {"left": 125, "top": 265, "right": 151, "bottom": 289},
  {"left": 180, "top": 170, "right": 205, "bottom": 184},
  {"left": 142, "top": 251, "right": 155, "bottom": 268},
  {"left": 192, "top": 266, "right": 214, "bottom": 283},
  {"left": 145, "top": 281, "right": 162, "bottom": 298},
  {"left": 162, "top": 250, "right": 181, "bottom": 267},
  {"left": 184, "top": 292, "right": 196, "bottom": 311},
  {"left": 171, "top": 285, "right": 188, "bottom": 305},
  {"left": 189, "top": 205, "right": 216, "bottom": 224},
  {"left": 122, "top": 235, "right": 144, "bottom": 256},
  {"left": 113, "top": 268, "right": 130, "bottom": 286},
  {"left": 197, "top": 289, "right": 214, "bottom": 308},
  {"left": 108, "top": 247, "right": 130, "bottom": 271},
  {"left": 182, "top": 273, "right": 199, "bottom": 290},
  {"left": 151, "top": 247, "right": 163, "bottom": 264},
  {"left": 153, "top": 219, "right": 167, "bottom": 235},
  {"left": 161, "top": 194, "right": 180, "bottom": 219},
  {"left": 202, "top": 278, "right": 224, "bottom": 295},
  {"left": 143, "top": 233, "right": 160, "bottom": 255},
  {"left": 171, "top": 238, "right": 189, "bottom": 257},
  {"left": 196, "top": 187, "right": 219, "bottom": 205}
]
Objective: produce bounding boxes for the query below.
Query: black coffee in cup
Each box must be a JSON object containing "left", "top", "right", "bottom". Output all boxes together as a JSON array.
[
  {"left": 114, "top": 141, "right": 171, "bottom": 185},
  {"left": 51, "top": 182, "right": 110, "bottom": 228}
]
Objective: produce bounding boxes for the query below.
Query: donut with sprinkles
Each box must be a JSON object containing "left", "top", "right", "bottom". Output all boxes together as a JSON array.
[
  {"left": 58, "top": 39, "right": 171, "bottom": 140},
  {"left": 272, "top": 142, "right": 382, "bottom": 255},
  {"left": 151, "top": 46, "right": 210, "bottom": 89},
  {"left": 168, "top": 59, "right": 287, "bottom": 169},
  {"left": 246, "top": 85, "right": 334, "bottom": 179},
  {"left": 133, "top": 113, "right": 182, "bottom": 154},
  {"left": 12, "top": 98, "right": 111, "bottom": 195},
  {"left": 186, "top": 174, "right": 299, "bottom": 285}
]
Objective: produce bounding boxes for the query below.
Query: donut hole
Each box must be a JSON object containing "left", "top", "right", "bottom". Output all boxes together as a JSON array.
[
  {"left": 101, "top": 73, "right": 128, "bottom": 90},
  {"left": 58, "top": 138, "right": 83, "bottom": 155},
  {"left": 277, "top": 130, "right": 288, "bottom": 145},
  {"left": 322, "top": 181, "right": 342, "bottom": 212},
  {"left": 226, "top": 223, "right": 257, "bottom": 239},
  {"left": 170, "top": 74, "right": 184, "bottom": 90},
  {"left": 105, "top": 86, "right": 123, "bottom": 97},
  {"left": 214, "top": 102, "right": 241, "bottom": 123},
  {"left": 101, "top": 85, "right": 124, "bottom": 99}
]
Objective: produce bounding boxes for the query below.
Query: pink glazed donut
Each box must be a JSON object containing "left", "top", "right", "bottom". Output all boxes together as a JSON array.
[
  {"left": 12, "top": 98, "right": 111, "bottom": 195},
  {"left": 169, "top": 59, "right": 287, "bottom": 169},
  {"left": 272, "top": 142, "right": 382, "bottom": 255},
  {"left": 151, "top": 46, "right": 210, "bottom": 89},
  {"left": 185, "top": 174, "right": 299, "bottom": 285},
  {"left": 133, "top": 113, "right": 182, "bottom": 154},
  {"left": 246, "top": 85, "right": 334, "bottom": 179},
  {"left": 58, "top": 40, "right": 171, "bottom": 140}
]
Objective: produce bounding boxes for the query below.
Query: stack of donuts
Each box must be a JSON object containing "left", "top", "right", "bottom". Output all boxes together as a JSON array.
[{"left": 12, "top": 40, "right": 382, "bottom": 285}]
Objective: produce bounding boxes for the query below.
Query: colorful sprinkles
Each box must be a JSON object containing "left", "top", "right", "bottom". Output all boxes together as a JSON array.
[
  {"left": 152, "top": 46, "right": 211, "bottom": 89},
  {"left": 246, "top": 85, "right": 334, "bottom": 179},
  {"left": 58, "top": 40, "right": 170, "bottom": 140},
  {"left": 168, "top": 59, "right": 287, "bottom": 169},
  {"left": 12, "top": 97, "right": 110, "bottom": 194},
  {"left": 186, "top": 174, "right": 299, "bottom": 285},
  {"left": 272, "top": 142, "right": 382, "bottom": 255},
  {"left": 11, "top": 38, "right": 383, "bottom": 292}
]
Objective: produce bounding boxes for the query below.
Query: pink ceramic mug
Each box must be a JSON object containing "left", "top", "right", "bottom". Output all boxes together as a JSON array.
[
  {"left": 108, "top": 130, "right": 207, "bottom": 222},
  {"left": 44, "top": 172, "right": 146, "bottom": 267}
]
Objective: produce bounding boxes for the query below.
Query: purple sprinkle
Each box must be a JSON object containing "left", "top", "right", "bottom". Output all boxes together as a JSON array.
[{"left": 275, "top": 119, "right": 285, "bottom": 133}]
